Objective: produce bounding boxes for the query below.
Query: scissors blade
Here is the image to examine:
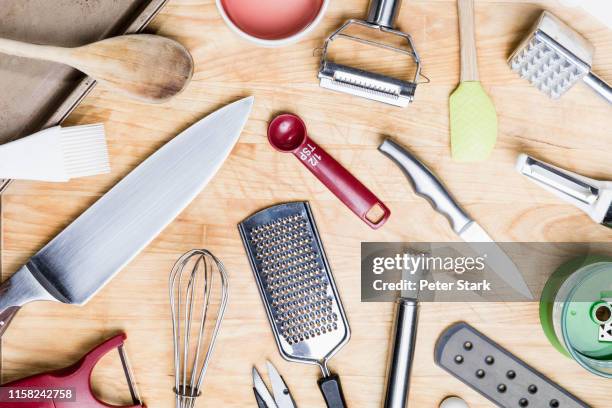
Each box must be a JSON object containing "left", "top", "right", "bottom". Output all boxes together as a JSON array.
[
  {"left": 266, "top": 361, "right": 297, "bottom": 408},
  {"left": 253, "top": 367, "right": 278, "bottom": 408}
]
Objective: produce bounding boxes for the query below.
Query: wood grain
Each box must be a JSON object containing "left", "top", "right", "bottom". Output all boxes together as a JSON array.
[{"left": 2, "top": 1, "right": 612, "bottom": 407}]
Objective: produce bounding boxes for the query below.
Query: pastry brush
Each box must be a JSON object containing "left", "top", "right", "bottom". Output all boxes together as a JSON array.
[
  {"left": 508, "top": 11, "right": 611, "bottom": 103},
  {"left": 0, "top": 124, "right": 110, "bottom": 181}
]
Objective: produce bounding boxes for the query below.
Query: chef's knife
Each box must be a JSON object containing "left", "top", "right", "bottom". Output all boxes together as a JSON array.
[
  {"left": 378, "top": 138, "right": 533, "bottom": 299},
  {"left": 0, "top": 97, "right": 254, "bottom": 336}
]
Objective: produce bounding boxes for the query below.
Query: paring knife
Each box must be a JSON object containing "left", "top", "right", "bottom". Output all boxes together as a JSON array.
[
  {"left": 378, "top": 138, "right": 533, "bottom": 299},
  {"left": 0, "top": 97, "right": 254, "bottom": 336},
  {"left": 516, "top": 154, "right": 612, "bottom": 229}
]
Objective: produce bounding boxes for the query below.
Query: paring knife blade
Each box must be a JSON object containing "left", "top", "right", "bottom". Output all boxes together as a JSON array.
[
  {"left": 378, "top": 138, "right": 533, "bottom": 299},
  {"left": 0, "top": 97, "right": 254, "bottom": 336}
]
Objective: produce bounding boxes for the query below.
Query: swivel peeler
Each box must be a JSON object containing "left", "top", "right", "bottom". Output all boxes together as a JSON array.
[
  {"left": 516, "top": 154, "right": 612, "bottom": 228},
  {"left": 0, "top": 333, "right": 144, "bottom": 408}
]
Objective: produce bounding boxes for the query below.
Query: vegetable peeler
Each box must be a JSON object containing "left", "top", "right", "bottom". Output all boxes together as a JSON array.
[
  {"left": 0, "top": 333, "right": 144, "bottom": 408},
  {"left": 318, "top": 0, "right": 422, "bottom": 107},
  {"left": 516, "top": 154, "right": 612, "bottom": 228}
]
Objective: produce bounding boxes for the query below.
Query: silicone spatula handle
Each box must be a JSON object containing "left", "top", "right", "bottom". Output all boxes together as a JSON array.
[
  {"left": 293, "top": 137, "right": 390, "bottom": 229},
  {"left": 458, "top": 0, "right": 479, "bottom": 81}
]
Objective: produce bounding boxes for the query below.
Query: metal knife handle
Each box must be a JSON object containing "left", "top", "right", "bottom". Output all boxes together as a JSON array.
[
  {"left": 318, "top": 374, "right": 347, "bottom": 408},
  {"left": 367, "top": 0, "right": 403, "bottom": 28},
  {"left": 583, "top": 72, "right": 612, "bottom": 104},
  {"left": 379, "top": 138, "right": 472, "bottom": 234},
  {"left": 384, "top": 298, "right": 418, "bottom": 408},
  {"left": 0, "top": 265, "right": 56, "bottom": 337}
]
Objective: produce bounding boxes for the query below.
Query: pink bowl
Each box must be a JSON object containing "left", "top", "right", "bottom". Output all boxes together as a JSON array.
[{"left": 217, "top": 0, "right": 328, "bottom": 47}]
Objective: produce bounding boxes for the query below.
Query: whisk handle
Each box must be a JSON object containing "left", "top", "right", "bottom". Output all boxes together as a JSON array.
[{"left": 318, "top": 374, "right": 347, "bottom": 408}]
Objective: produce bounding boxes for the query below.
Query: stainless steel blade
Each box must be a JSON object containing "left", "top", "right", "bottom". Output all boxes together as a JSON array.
[
  {"left": 266, "top": 361, "right": 296, "bottom": 408},
  {"left": 26, "top": 97, "right": 253, "bottom": 304},
  {"left": 253, "top": 367, "right": 279, "bottom": 408},
  {"left": 459, "top": 222, "right": 533, "bottom": 299}
]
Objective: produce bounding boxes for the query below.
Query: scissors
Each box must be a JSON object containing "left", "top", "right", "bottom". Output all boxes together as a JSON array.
[{"left": 252, "top": 361, "right": 297, "bottom": 408}]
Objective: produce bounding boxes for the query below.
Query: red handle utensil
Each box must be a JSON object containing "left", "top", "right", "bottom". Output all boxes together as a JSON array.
[
  {"left": 0, "top": 333, "right": 144, "bottom": 408},
  {"left": 268, "top": 113, "right": 390, "bottom": 229}
]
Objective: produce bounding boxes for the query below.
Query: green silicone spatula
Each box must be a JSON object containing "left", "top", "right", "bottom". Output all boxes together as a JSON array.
[{"left": 449, "top": 0, "right": 497, "bottom": 162}]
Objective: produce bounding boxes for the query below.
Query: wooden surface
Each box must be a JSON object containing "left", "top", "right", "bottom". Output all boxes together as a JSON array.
[{"left": 2, "top": 0, "right": 612, "bottom": 407}]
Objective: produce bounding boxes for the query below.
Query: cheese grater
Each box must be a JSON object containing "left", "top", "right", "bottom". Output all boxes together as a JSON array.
[
  {"left": 318, "top": 0, "right": 422, "bottom": 107},
  {"left": 239, "top": 202, "right": 351, "bottom": 408},
  {"left": 508, "top": 11, "right": 611, "bottom": 103}
]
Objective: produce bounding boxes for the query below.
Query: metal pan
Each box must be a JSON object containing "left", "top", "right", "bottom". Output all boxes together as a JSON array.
[{"left": 0, "top": 0, "right": 169, "bottom": 193}]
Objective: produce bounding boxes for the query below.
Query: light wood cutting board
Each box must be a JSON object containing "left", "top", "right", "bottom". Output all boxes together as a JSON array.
[{"left": 2, "top": 1, "right": 612, "bottom": 407}]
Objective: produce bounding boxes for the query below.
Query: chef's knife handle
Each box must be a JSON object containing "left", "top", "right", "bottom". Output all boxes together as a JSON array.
[
  {"left": 0, "top": 265, "right": 56, "bottom": 337},
  {"left": 318, "top": 373, "right": 347, "bottom": 408},
  {"left": 379, "top": 138, "right": 471, "bottom": 233}
]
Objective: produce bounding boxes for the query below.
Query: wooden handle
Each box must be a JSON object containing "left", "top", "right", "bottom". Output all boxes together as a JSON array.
[
  {"left": 0, "top": 37, "right": 72, "bottom": 64},
  {"left": 457, "top": 0, "right": 479, "bottom": 81}
]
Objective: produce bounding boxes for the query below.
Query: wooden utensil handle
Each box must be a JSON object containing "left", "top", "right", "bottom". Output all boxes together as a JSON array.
[
  {"left": 0, "top": 38, "right": 72, "bottom": 65},
  {"left": 457, "top": 0, "right": 479, "bottom": 81}
]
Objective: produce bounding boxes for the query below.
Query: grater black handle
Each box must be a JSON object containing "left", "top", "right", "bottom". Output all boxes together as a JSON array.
[{"left": 318, "top": 374, "right": 348, "bottom": 408}]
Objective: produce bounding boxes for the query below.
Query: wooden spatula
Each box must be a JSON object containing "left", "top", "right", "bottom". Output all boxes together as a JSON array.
[
  {"left": 0, "top": 34, "right": 193, "bottom": 103},
  {"left": 449, "top": 0, "right": 497, "bottom": 162}
]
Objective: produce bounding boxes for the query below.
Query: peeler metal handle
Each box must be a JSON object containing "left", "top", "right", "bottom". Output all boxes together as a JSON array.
[
  {"left": 583, "top": 72, "right": 612, "bottom": 104},
  {"left": 367, "top": 0, "right": 403, "bottom": 28},
  {"left": 516, "top": 154, "right": 612, "bottom": 228}
]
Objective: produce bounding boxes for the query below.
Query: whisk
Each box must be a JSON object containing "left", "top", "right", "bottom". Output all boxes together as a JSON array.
[{"left": 170, "top": 249, "right": 229, "bottom": 408}]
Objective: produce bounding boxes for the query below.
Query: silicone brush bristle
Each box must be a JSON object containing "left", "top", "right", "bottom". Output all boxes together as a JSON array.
[{"left": 60, "top": 124, "right": 110, "bottom": 179}]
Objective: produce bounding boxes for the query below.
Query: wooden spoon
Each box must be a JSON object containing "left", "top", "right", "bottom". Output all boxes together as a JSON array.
[{"left": 0, "top": 34, "right": 194, "bottom": 103}]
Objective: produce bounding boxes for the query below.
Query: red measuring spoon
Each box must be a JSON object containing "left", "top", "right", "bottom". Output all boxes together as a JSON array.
[{"left": 268, "top": 113, "right": 390, "bottom": 229}]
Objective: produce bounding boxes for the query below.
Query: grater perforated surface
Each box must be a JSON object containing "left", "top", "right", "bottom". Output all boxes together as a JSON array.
[{"left": 239, "top": 202, "right": 350, "bottom": 366}]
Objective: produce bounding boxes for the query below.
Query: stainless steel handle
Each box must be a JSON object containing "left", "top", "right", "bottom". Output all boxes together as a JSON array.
[
  {"left": 384, "top": 298, "right": 418, "bottom": 408},
  {"left": 379, "top": 138, "right": 472, "bottom": 234},
  {"left": 583, "top": 72, "right": 612, "bottom": 104},
  {"left": 366, "top": 0, "right": 403, "bottom": 28},
  {"left": 516, "top": 154, "right": 599, "bottom": 205}
]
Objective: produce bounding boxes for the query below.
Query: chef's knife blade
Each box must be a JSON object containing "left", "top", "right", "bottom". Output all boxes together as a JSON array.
[
  {"left": 378, "top": 138, "right": 533, "bottom": 299},
  {"left": 0, "top": 97, "right": 254, "bottom": 336}
]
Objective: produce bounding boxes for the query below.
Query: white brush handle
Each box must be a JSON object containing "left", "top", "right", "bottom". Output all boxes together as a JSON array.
[
  {"left": 457, "top": 0, "right": 479, "bottom": 82},
  {"left": 0, "top": 38, "right": 75, "bottom": 65},
  {"left": 583, "top": 72, "right": 612, "bottom": 104}
]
